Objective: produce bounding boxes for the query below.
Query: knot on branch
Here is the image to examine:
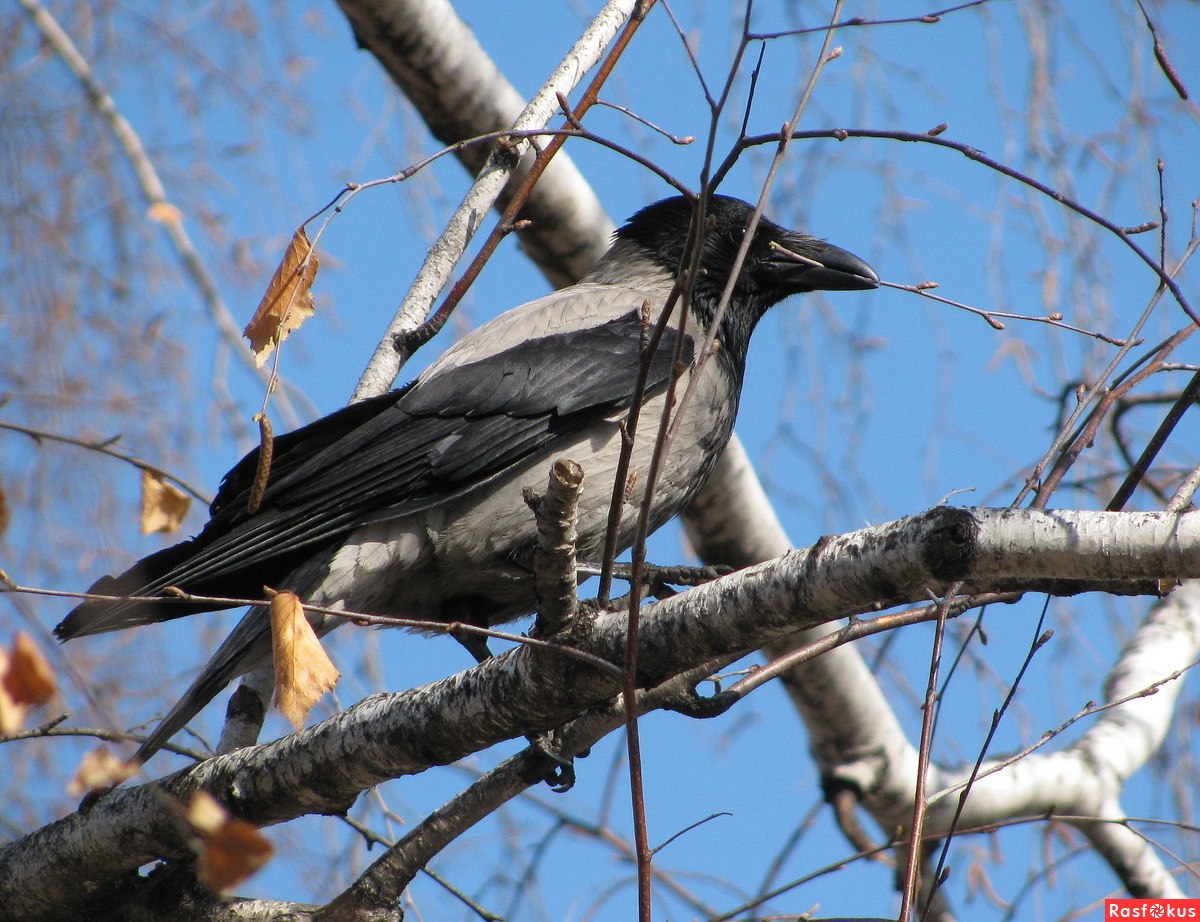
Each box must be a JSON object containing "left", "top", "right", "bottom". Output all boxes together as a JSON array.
[{"left": 920, "top": 506, "right": 979, "bottom": 581}]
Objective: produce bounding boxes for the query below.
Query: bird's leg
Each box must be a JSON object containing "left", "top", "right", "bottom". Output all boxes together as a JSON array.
[
  {"left": 443, "top": 601, "right": 494, "bottom": 664},
  {"left": 452, "top": 629, "right": 493, "bottom": 665}
]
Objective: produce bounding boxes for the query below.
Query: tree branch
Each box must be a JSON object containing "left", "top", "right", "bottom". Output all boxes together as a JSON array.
[{"left": 4, "top": 507, "right": 1198, "bottom": 918}]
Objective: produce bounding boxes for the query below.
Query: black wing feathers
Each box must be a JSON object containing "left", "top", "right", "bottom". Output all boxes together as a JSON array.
[
  {"left": 56, "top": 312, "right": 693, "bottom": 638},
  {"left": 208, "top": 386, "right": 410, "bottom": 521}
]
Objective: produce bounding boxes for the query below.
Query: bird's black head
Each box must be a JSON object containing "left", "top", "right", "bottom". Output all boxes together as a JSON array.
[{"left": 616, "top": 194, "right": 878, "bottom": 364}]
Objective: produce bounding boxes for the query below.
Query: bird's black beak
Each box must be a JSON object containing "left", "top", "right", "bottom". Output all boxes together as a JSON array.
[{"left": 768, "top": 235, "right": 880, "bottom": 293}]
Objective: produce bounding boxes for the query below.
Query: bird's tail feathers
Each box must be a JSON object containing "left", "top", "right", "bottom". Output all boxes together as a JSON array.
[
  {"left": 134, "top": 606, "right": 275, "bottom": 764},
  {"left": 55, "top": 540, "right": 228, "bottom": 641}
]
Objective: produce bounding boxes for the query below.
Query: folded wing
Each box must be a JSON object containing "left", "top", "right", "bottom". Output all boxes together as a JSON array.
[{"left": 56, "top": 311, "right": 693, "bottom": 638}]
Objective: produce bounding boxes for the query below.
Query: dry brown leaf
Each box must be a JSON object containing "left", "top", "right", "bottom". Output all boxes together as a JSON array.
[
  {"left": 0, "top": 476, "right": 9, "bottom": 537},
  {"left": 268, "top": 590, "right": 339, "bottom": 730},
  {"left": 147, "top": 201, "right": 184, "bottom": 226},
  {"left": 3, "top": 632, "right": 56, "bottom": 706},
  {"left": 186, "top": 791, "right": 274, "bottom": 893},
  {"left": 67, "top": 745, "right": 139, "bottom": 796},
  {"left": 0, "top": 633, "right": 57, "bottom": 734},
  {"left": 243, "top": 227, "right": 318, "bottom": 368},
  {"left": 140, "top": 469, "right": 191, "bottom": 535}
]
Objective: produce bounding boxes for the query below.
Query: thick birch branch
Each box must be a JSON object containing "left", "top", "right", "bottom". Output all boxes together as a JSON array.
[
  {"left": 347, "top": 0, "right": 633, "bottom": 400},
  {"left": 4, "top": 507, "right": 1197, "bottom": 918},
  {"left": 335, "top": 0, "right": 614, "bottom": 290},
  {"left": 685, "top": 449, "right": 1198, "bottom": 898}
]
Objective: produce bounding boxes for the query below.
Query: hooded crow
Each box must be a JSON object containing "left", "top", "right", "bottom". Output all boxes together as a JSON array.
[{"left": 57, "top": 194, "right": 878, "bottom": 761}]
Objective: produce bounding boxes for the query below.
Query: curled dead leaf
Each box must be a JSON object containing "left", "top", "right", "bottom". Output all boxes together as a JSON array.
[
  {"left": 268, "top": 590, "right": 339, "bottom": 730},
  {"left": 243, "top": 227, "right": 318, "bottom": 368},
  {"left": 186, "top": 791, "right": 274, "bottom": 893},
  {"left": 67, "top": 745, "right": 138, "bottom": 796},
  {"left": 140, "top": 470, "right": 191, "bottom": 535},
  {"left": 4, "top": 632, "right": 56, "bottom": 706},
  {"left": 0, "top": 633, "right": 57, "bottom": 734}
]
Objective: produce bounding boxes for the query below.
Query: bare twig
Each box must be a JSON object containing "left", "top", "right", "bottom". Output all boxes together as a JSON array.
[
  {"left": 732, "top": 127, "right": 1197, "bottom": 325},
  {"left": 749, "top": 0, "right": 996, "bottom": 39},
  {"left": 899, "top": 587, "right": 955, "bottom": 920},
  {"left": 0, "top": 420, "right": 211, "bottom": 504},
  {"left": 1134, "top": 0, "right": 1190, "bottom": 101},
  {"left": 0, "top": 577, "right": 624, "bottom": 678},
  {"left": 879, "top": 280, "right": 1138, "bottom": 346}
]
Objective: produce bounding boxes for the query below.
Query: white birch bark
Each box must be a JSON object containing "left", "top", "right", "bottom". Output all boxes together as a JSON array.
[
  {"left": 346, "top": 0, "right": 631, "bottom": 401},
  {"left": 335, "top": 0, "right": 615, "bottom": 290}
]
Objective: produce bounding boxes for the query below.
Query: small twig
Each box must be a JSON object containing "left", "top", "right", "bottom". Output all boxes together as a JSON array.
[
  {"left": 923, "top": 603, "right": 1054, "bottom": 915},
  {"left": 0, "top": 420, "right": 211, "bottom": 504},
  {"left": 1034, "top": 323, "right": 1197, "bottom": 509},
  {"left": 1135, "top": 0, "right": 1190, "bottom": 100},
  {"left": 590, "top": 100, "right": 695, "bottom": 144},
  {"left": 926, "top": 654, "right": 1200, "bottom": 810},
  {"left": 1, "top": 723, "right": 205, "bottom": 762},
  {"left": 731, "top": 126, "right": 1197, "bottom": 325},
  {"left": 1107, "top": 365, "right": 1200, "bottom": 511},
  {"left": 0, "top": 578, "right": 624, "bottom": 678},
  {"left": 748, "top": 0, "right": 995, "bottom": 39},
  {"left": 716, "top": 813, "right": 1200, "bottom": 921},
  {"left": 899, "top": 587, "right": 956, "bottom": 920},
  {"left": 879, "top": 280, "right": 1138, "bottom": 347},
  {"left": 650, "top": 812, "right": 732, "bottom": 856},
  {"left": 1018, "top": 238, "right": 1199, "bottom": 508},
  {"left": 305, "top": 126, "right": 691, "bottom": 270},
  {"left": 1167, "top": 463, "right": 1200, "bottom": 513}
]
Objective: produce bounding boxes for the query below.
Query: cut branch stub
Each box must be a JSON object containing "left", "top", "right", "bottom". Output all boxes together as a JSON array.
[{"left": 524, "top": 459, "right": 584, "bottom": 639}]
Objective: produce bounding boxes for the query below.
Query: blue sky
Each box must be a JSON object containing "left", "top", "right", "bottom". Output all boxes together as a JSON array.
[{"left": 7, "top": 1, "right": 1200, "bottom": 918}]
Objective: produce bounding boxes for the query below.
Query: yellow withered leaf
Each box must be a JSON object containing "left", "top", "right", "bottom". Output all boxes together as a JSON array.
[
  {"left": 140, "top": 470, "right": 191, "bottom": 535},
  {"left": 186, "top": 791, "right": 274, "bottom": 893},
  {"left": 268, "top": 590, "right": 339, "bottom": 731},
  {"left": 243, "top": 227, "right": 318, "bottom": 368},
  {"left": 0, "top": 682, "right": 22, "bottom": 735}
]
